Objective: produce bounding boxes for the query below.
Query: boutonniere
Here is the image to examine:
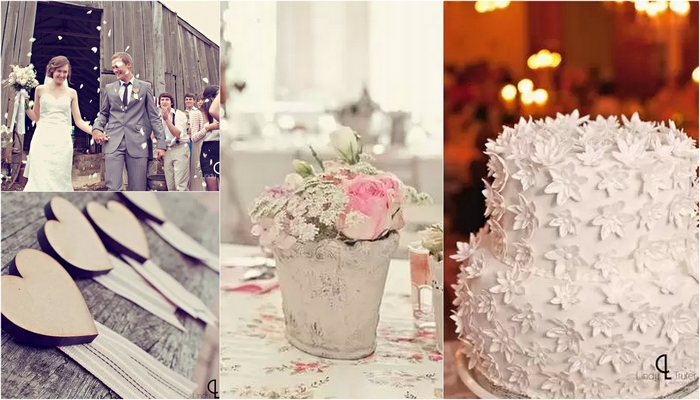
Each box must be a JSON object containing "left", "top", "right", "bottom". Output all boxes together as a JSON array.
[{"left": 132, "top": 87, "right": 140, "bottom": 94}]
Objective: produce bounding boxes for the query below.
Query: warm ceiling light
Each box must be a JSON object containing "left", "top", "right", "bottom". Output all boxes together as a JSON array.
[
  {"left": 533, "top": 89, "right": 549, "bottom": 105},
  {"left": 517, "top": 79, "right": 534, "bottom": 94},
  {"left": 501, "top": 84, "right": 517, "bottom": 101},
  {"left": 670, "top": 0, "right": 690, "bottom": 15},
  {"left": 521, "top": 91, "right": 535, "bottom": 105},
  {"left": 692, "top": 66, "right": 699, "bottom": 83}
]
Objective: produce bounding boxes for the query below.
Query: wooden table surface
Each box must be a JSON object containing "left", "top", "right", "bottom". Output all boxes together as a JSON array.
[{"left": 1, "top": 192, "right": 220, "bottom": 399}]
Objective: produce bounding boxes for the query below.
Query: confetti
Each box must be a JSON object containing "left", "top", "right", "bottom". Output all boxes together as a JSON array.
[
  {"left": 139, "top": 128, "right": 145, "bottom": 136},
  {"left": 203, "top": 153, "right": 207, "bottom": 158},
  {"left": 141, "top": 143, "right": 147, "bottom": 149},
  {"left": 97, "top": 77, "right": 100, "bottom": 82},
  {"left": 4, "top": 113, "right": 7, "bottom": 119},
  {"left": 91, "top": 47, "right": 98, "bottom": 53},
  {"left": 58, "top": 35, "right": 63, "bottom": 40},
  {"left": 114, "top": 61, "right": 124, "bottom": 68},
  {"left": 97, "top": 88, "right": 100, "bottom": 93},
  {"left": 87, "top": 10, "right": 92, "bottom": 14},
  {"left": 202, "top": 182, "right": 207, "bottom": 188},
  {"left": 209, "top": 159, "right": 213, "bottom": 165},
  {"left": 80, "top": 84, "right": 84, "bottom": 89},
  {"left": 124, "top": 46, "right": 130, "bottom": 52},
  {"left": 27, "top": 52, "right": 31, "bottom": 57},
  {"left": 96, "top": 26, "right": 101, "bottom": 31},
  {"left": 135, "top": 74, "right": 139, "bottom": 79},
  {"left": 93, "top": 66, "right": 98, "bottom": 70},
  {"left": 103, "top": 20, "right": 107, "bottom": 25},
  {"left": 108, "top": 29, "right": 111, "bottom": 37},
  {"left": 90, "top": 138, "right": 95, "bottom": 145},
  {"left": 29, "top": 38, "right": 36, "bottom": 42},
  {"left": 90, "top": 100, "right": 93, "bottom": 103},
  {"left": 202, "top": 77, "right": 209, "bottom": 84}
]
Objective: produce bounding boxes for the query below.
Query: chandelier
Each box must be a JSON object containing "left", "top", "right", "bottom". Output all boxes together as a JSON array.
[{"left": 605, "top": 1, "right": 691, "bottom": 43}]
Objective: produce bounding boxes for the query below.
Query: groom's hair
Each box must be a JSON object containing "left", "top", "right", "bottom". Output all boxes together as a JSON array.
[{"left": 111, "top": 52, "right": 133, "bottom": 67}]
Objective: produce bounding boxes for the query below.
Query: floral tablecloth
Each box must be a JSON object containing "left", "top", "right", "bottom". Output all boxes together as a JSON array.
[{"left": 220, "top": 244, "right": 443, "bottom": 399}]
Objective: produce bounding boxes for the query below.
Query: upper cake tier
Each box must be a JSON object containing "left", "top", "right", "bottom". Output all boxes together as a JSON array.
[{"left": 481, "top": 111, "right": 697, "bottom": 282}]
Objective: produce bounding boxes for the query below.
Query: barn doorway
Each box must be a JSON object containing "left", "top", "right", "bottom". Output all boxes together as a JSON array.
[{"left": 29, "top": 1, "right": 102, "bottom": 152}]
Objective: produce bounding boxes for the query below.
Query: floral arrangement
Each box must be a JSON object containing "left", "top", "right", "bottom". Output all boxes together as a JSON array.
[
  {"left": 419, "top": 224, "right": 443, "bottom": 262},
  {"left": 3, "top": 64, "right": 40, "bottom": 92},
  {"left": 250, "top": 126, "right": 430, "bottom": 249},
  {"left": 1, "top": 125, "right": 11, "bottom": 149}
]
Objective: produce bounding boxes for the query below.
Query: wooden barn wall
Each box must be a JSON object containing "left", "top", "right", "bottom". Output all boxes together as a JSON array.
[
  {"left": 1, "top": 0, "right": 219, "bottom": 124},
  {"left": 1, "top": 1, "right": 38, "bottom": 127}
]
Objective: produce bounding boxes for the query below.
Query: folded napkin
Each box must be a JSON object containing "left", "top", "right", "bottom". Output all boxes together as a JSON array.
[{"left": 221, "top": 267, "right": 279, "bottom": 294}]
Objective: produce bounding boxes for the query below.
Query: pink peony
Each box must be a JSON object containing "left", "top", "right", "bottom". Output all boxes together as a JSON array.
[{"left": 338, "top": 176, "right": 393, "bottom": 240}]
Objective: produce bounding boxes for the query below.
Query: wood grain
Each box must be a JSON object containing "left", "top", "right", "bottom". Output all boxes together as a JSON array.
[{"left": 1, "top": 192, "right": 219, "bottom": 399}]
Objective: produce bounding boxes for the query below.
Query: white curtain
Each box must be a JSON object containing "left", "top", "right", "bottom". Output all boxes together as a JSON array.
[{"left": 224, "top": 1, "right": 443, "bottom": 136}]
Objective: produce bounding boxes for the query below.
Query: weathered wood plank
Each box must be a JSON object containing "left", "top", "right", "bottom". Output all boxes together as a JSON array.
[
  {"left": 101, "top": 0, "right": 113, "bottom": 72},
  {"left": 139, "top": 0, "right": 154, "bottom": 86},
  {"left": 1, "top": 192, "right": 219, "bottom": 399},
  {"left": 152, "top": 2, "right": 166, "bottom": 99},
  {"left": 17, "top": 2, "right": 38, "bottom": 67}
]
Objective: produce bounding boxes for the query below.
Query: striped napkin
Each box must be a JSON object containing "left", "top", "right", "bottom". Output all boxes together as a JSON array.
[
  {"left": 92, "top": 255, "right": 185, "bottom": 331},
  {"left": 58, "top": 321, "right": 197, "bottom": 399}
]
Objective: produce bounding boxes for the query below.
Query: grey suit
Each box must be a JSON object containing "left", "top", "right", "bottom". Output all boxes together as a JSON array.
[{"left": 93, "top": 78, "right": 166, "bottom": 191}]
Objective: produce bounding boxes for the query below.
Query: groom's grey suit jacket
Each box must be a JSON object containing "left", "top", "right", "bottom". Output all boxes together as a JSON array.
[{"left": 93, "top": 78, "right": 166, "bottom": 157}]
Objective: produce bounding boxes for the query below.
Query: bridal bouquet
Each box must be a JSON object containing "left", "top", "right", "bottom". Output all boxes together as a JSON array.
[
  {"left": 1, "top": 125, "right": 11, "bottom": 149},
  {"left": 249, "top": 126, "right": 430, "bottom": 249},
  {"left": 3, "top": 64, "right": 40, "bottom": 92}
]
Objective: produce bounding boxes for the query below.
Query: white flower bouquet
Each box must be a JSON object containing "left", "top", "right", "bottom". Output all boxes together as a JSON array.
[
  {"left": 249, "top": 126, "right": 430, "bottom": 249},
  {"left": 1, "top": 125, "right": 12, "bottom": 149},
  {"left": 3, "top": 64, "right": 40, "bottom": 92}
]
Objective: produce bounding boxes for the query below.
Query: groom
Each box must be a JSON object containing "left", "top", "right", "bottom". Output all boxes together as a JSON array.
[{"left": 92, "top": 52, "right": 165, "bottom": 191}]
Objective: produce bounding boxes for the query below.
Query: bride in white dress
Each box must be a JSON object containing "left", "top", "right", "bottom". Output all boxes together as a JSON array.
[{"left": 23, "top": 56, "right": 93, "bottom": 191}]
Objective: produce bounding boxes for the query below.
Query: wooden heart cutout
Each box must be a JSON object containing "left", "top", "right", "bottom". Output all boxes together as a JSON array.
[
  {"left": 1, "top": 249, "right": 98, "bottom": 347},
  {"left": 85, "top": 200, "right": 150, "bottom": 263},
  {"left": 118, "top": 192, "right": 167, "bottom": 224},
  {"left": 38, "top": 197, "right": 113, "bottom": 278}
]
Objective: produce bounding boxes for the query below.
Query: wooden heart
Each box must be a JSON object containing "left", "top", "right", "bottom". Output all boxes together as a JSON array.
[
  {"left": 118, "top": 192, "right": 167, "bottom": 224},
  {"left": 38, "top": 197, "right": 113, "bottom": 278},
  {"left": 85, "top": 200, "right": 150, "bottom": 263},
  {"left": 1, "top": 249, "right": 98, "bottom": 347}
]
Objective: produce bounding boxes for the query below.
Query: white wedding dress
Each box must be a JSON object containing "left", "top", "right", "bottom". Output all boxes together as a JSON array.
[{"left": 23, "top": 92, "right": 74, "bottom": 192}]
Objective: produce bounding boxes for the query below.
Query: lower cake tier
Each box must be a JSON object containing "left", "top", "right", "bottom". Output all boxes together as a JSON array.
[{"left": 455, "top": 235, "right": 699, "bottom": 399}]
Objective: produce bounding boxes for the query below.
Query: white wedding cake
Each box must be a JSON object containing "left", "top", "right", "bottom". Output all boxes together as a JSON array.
[{"left": 452, "top": 111, "right": 699, "bottom": 398}]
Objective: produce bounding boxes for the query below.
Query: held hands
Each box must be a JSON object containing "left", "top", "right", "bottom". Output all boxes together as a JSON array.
[
  {"left": 91, "top": 129, "right": 109, "bottom": 145},
  {"left": 155, "top": 148, "right": 165, "bottom": 160}
]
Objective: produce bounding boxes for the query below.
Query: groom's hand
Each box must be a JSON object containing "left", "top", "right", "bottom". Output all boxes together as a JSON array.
[
  {"left": 155, "top": 149, "right": 165, "bottom": 160},
  {"left": 91, "top": 129, "right": 107, "bottom": 144}
]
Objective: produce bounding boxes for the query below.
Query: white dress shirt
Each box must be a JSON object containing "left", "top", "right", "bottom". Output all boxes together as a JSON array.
[
  {"left": 161, "top": 108, "right": 189, "bottom": 146},
  {"left": 117, "top": 76, "right": 135, "bottom": 106}
]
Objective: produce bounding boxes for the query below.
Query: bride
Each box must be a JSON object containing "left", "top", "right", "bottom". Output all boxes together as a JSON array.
[{"left": 23, "top": 56, "right": 93, "bottom": 191}]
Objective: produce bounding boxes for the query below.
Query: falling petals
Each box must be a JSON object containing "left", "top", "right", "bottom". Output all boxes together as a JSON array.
[
  {"left": 141, "top": 143, "right": 147, "bottom": 149},
  {"left": 91, "top": 47, "right": 98, "bottom": 53},
  {"left": 96, "top": 26, "right": 101, "bottom": 31},
  {"left": 124, "top": 46, "right": 130, "bottom": 52},
  {"left": 27, "top": 52, "right": 32, "bottom": 57},
  {"left": 80, "top": 84, "right": 84, "bottom": 89},
  {"left": 108, "top": 29, "right": 112, "bottom": 37},
  {"left": 58, "top": 35, "right": 63, "bottom": 40},
  {"left": 202, "top": 77, "right": 209, "bottom": 84},
  {"left": 87, "top": 10, "right": 92, "bottom": 14},
  {"left": 93, "top": 66, "right": 98, "bottom": 70},
  {"left": 29, "top": 38, "right": 36, "bottom": 42}
]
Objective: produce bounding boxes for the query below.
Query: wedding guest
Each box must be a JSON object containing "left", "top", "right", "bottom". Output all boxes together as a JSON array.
[
  {"left": 188, "top": 92, "right": 205, "bottom": 191},
  {"left": 159, "top": 92, "right": 189, "bottom": 191},
  {"left": 191, "top": 86, "right": 220, "bottom": 191}
]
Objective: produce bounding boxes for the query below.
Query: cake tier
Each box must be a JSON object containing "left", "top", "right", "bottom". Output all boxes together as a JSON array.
[{"left": 454, "top": 235, "right": 698, "bottom": 399}]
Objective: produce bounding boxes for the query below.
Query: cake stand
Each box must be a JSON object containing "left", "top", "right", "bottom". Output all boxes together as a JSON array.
[{"left": 456, "top": 350, "right": 699, "bottom": 399}]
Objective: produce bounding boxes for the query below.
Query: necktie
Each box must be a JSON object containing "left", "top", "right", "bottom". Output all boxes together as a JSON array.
[{"left": 122, "top": 82, "right": 131, "bottom": 106}]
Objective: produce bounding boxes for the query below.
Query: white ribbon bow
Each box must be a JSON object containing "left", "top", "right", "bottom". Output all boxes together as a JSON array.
[{"left": 9, "top": 89, "right": 27, "bottom": 137}]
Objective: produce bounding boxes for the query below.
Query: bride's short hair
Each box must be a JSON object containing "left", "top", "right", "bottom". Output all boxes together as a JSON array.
[
  {"left": 111, "top": 52, "right": 133, "bottom": 67},
  {"left": 46, "top": 56, "right": 71, "bottom": 83}
]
